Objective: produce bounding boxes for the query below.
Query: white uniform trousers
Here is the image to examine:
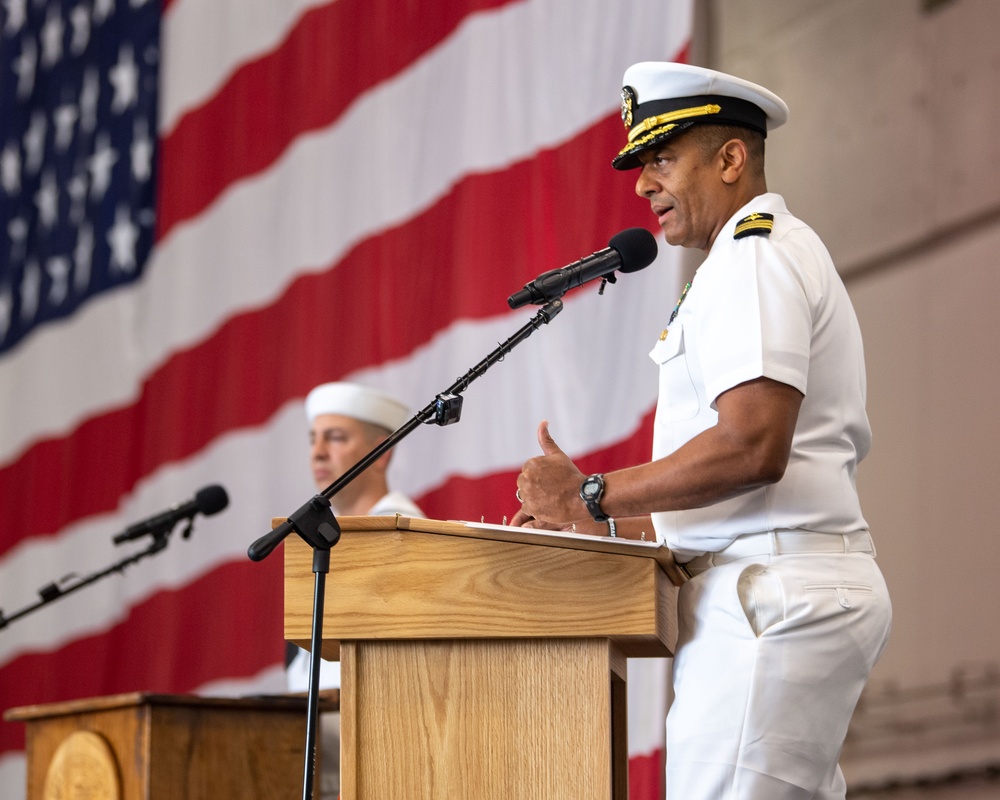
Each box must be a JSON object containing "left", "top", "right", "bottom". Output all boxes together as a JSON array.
[{"left": 666, "top": 541, "right": 892, "bottom": 800}]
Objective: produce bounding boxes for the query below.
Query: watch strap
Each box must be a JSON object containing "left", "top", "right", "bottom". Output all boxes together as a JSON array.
[{"left": 580, "top": 473, "right": 608, "bottom": 522}]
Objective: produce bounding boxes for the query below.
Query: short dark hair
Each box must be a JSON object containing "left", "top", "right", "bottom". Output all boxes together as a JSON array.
[{"left": 686, "top": 124, "right": 765, "bottom": 175}]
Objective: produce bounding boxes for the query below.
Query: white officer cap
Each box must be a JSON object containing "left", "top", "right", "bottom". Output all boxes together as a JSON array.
[
  {"left": 305, "top": 382, "right": 411, "bottom": 432},
  {"left": 613, "top": 62, "right": 789, "bottom": 170}
]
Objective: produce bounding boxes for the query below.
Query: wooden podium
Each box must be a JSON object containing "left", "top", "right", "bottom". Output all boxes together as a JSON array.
[
  {"left": 4, "top": 692, "right": 329, "bottom": 799},
  {"left": 284, "top": 515, "right": 685, "bottom": 800}
]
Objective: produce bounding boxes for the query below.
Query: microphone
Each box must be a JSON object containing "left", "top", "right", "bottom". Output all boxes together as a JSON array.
[
  {"left": 113, "top": 484, "right": 230, "bottom": 544},
  {"left": 507, "top": 227, "right": 658, "bottom": 309}
]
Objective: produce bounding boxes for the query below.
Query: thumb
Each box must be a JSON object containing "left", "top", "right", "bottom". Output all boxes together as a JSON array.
[{"left": 537, "top": 420, "right": 565, "bottom": 456}]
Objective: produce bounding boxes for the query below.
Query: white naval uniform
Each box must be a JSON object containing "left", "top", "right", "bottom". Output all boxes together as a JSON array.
[
  {"left": 649, "top": 193, "right": 892, "bottom": 799},
  {"left": 286, "top": 491, "right": 424, "bottom": 799}
]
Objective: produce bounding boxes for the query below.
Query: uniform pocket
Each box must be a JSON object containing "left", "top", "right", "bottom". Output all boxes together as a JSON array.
[
  {"left": 737, "top": 564, "right": 786, "bottom": 637},
  {"left": 803, "top": 583, "right": 876, "bottom": 610},
  {"left": 787, "top": 578, "right": 891, "bottom": 678},
  {"left": 649, "top": 323, "right": 700, "bottom": 421}
]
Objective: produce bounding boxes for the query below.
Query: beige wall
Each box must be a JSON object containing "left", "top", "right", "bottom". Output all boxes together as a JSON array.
[{"left": 700, "top": 0, "right": 1000, "bottom": 791}]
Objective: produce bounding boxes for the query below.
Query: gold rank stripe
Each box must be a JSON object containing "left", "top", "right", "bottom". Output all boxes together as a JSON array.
[
  {"left": 733, "top": 212, "right": 774, "bottom": 239},
  {"left": 626, "top": 104, "right": 722, "bottom": 143}
]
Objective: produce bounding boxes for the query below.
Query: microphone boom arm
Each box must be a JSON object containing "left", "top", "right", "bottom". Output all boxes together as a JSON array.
[
  {"left": 246, "top": 298, "right": 566, "bottom": 562},
  {"left": 2, "top": 525, "right": 180, "bottom": 631}
]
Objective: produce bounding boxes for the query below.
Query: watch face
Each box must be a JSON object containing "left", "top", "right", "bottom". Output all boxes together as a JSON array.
[
  {"left": 580, "top": 474, "right": 607, "bottom": 522},
  {"left": 581, "top": 475, "right": 603, "bottom": 500}
]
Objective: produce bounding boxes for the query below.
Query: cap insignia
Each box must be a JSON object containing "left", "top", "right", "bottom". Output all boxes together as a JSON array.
[
  {"left": 733, "top": 212, "right": 774, "bottom": 239},
  {"left": 621, "top": 86, "right": 637, "bottom": 130}
]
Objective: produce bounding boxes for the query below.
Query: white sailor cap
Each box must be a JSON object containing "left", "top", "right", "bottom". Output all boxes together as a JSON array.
[
  {"left": 305, "top": 382, "right": 411, "bottom": 431},
  {"left": 613, "top": 62, "right": 789, "bottom": 170}
]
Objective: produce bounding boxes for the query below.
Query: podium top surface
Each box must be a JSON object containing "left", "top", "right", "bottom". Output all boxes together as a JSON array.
[
  {"left": 278, "top": 514, "right": 688, "bottom": 586},
  {"left": 282, "top": 515, "right": 683, "bottom": 657},
  {"left": 3, "top": 691, "right": 336, "bottom": 723}
]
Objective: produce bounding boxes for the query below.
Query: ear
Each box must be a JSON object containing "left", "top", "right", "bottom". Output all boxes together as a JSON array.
[{"left": 719, "top": 138, "right": 748, "bottom": 185}]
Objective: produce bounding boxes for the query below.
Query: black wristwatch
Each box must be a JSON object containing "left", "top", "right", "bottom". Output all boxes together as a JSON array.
[{"left": 580, "top": 473, "right": 608, "bottom": 522}]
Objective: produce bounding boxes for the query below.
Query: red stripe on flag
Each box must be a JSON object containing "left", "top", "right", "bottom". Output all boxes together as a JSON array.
[
  {"left": 157, "top": 0, "right": 517, "bottom": 238},
  {"left": 0, "top": 117, "right": 652, "bottom": 555},
  {"left": 628, "top": 749, "right": 665, "bottom": 800},
  {"left": 0, "top": 556, "right": 285, "bottom": 757},
  {"left": 415, "top": 407, "right": 655, "bottom": 523}
]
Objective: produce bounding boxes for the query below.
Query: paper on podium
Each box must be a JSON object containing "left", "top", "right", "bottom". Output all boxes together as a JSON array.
[{"left": 407, "top": 516, "right": 687, "bottom": 586}]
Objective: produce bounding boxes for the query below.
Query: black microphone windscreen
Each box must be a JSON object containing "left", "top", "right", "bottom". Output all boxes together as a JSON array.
[
  {"left": 195, "top": 484, "right": 230, "bottom": 516},
  {"left": 609, "top": 227, "right": 658, "bottom": 274}
]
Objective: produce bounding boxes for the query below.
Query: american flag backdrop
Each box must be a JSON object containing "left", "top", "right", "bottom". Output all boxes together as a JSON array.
[{"left": 0, "top": 0, "right": 691, "bottom": 796}]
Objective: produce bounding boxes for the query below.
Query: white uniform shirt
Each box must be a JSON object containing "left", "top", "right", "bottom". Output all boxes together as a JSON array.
[
  {"left": 650, "top": 193, "right": 871, "bottom": 558},
  {"left": 367, "top": 491, "right": 425, "bottom": 519}
]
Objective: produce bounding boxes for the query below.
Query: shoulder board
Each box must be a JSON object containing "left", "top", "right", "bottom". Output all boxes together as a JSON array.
[{"left": 733, "top": 212, "right": 774, "bottom": 240}]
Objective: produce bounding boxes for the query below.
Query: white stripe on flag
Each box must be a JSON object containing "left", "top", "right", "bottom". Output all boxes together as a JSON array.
[
  {"left": 160, "top": 0, "right": 334, "bottom": 135},
  {"left": 0, "top": 0, "right": 689, "bottom": 467}
]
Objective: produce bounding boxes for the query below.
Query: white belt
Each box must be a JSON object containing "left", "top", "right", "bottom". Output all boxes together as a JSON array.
[{"left": 681, "top": 530, "right": 875, "bottom": 576}]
